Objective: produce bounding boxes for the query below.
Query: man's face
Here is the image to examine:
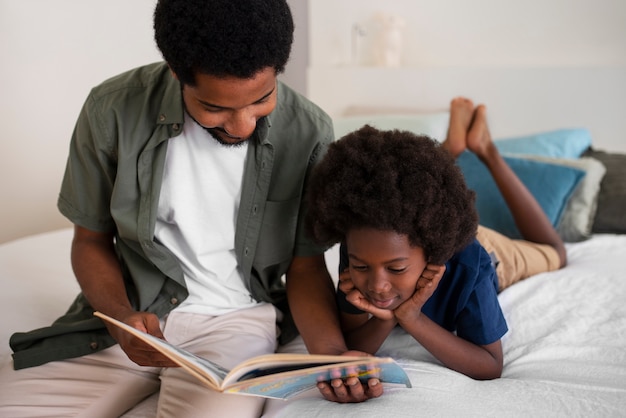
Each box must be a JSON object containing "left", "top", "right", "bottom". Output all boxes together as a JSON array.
[
  {"left": 345, "top": 227, "right": 427, "bottom": 311},
  {"left": 179, "top": 67, "right": 277, "bottom": 146}
]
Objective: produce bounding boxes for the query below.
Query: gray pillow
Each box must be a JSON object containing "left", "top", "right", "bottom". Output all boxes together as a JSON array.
[
  {"left": 512, "top": 154, "right": 606, "bottom": 242},
  {"left": 582, "top": 148, "right": 626, "bottom": 234}
]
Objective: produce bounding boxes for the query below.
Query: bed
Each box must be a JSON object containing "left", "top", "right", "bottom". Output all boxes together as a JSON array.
[
  {"left": 1, "top": 230, "right": 626, "bottom": 417},
  {"left": 267, "top": 234, "right": 626, "bottom": 417},
  {"left": 1, "top": 111, "right": 625, "bottom": 417}
]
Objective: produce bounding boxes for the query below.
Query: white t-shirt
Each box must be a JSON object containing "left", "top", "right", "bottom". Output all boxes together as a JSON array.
[{"left": 155, "top": 113, "right": 259, "bottom": 315}]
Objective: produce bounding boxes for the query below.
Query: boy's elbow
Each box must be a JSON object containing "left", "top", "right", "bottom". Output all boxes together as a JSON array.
[
  {"left": 473, "top": 366, "right": 502, "bottom": 380},
  {"left": 557, "top": 244, "right": 567, "bottom": 269}
]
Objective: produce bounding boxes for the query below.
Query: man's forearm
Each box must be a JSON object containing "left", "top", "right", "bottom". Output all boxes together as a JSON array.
[
  {"left": 71, "top": 226, "right": 133, "bottom": 319},
  {"left": 286, "top": 254, "right": 348, "bottom": 355}
]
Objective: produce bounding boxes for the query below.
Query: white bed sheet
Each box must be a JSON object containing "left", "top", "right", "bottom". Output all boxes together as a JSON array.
[
  {"left": 0, "top": 228, "right": 77, "bottom": 365},
  {"left": 1, "top": 230, "right": 625, "bottom": 417},
  {"left": 269, "top": 234, "right": 626, "bottom": 417}
]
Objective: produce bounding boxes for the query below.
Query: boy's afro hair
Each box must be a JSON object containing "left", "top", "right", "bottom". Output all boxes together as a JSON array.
[
  {"left": 154, "top": 0, "right": 294, "bottom": 85},
  {"left": 305, "top": 125, "right": 478, "bottom": 264}
]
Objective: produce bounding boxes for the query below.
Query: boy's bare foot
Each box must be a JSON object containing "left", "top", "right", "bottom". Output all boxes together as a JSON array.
[
  {"left": 466, "top": 104, "right": 496, "bottom": 160},
  {"left": 443, "top": 97, "right": 474, "bottom": 158}
]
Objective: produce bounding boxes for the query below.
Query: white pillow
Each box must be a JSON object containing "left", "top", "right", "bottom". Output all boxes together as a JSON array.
[{"left": 332, "top": 111, "right": 450, "bottom": 142}]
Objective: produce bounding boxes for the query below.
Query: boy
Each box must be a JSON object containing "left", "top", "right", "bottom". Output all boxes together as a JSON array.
[{"left": 305, "top": 98, "right": 565, "bottom": 401}]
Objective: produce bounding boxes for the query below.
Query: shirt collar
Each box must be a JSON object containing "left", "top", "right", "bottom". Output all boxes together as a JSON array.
[{"left": 156, "top": 72, "right": 185, "bottom": 131}]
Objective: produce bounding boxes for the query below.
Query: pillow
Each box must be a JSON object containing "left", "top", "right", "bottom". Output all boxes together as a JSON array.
[
  {"left": 494, "top": 128, "right": 592, "bottom": 159},
  {"left": 514, "top": 155, "right": 606, "bottom": 242},
  {"left": 582, "top": 148, "right": 626, "bottom": 234},
  {"left": 332, "top": 112, "right": 450, "bottom": 142},
  {"left": 341, "top": 105, "right": 445, "bottom": 117},
  {"left": 456, "top": 152, "right": 585, "bottom": 239}
]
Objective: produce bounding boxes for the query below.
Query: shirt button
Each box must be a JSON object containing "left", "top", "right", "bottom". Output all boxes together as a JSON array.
[
  {"left": 89, "top": 342, "right": 98, "bottom": 350},
  {"left": 170, "top": 297, "right": 178, "bottom": 305},
  {"left": 244, "top": 247, "right": 250, "bottom": 256},
  {"left": 172, "top": 123, "right": 180, "bottom": 131},
  {"left": 159, "top": 114, "right": 166, "bottom": 122}
]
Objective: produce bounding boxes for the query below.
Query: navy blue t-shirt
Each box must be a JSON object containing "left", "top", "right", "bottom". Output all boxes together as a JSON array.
[{"left": 337, "top": 239, "right": 508, "bottom": 346}]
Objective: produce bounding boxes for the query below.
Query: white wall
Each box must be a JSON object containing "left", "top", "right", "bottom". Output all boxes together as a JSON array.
[
  {"left": 280, "top": 0, "right": 309, "bottom": 96},
  {"left": 309, "top": 0, "right": 626, "bottom": 68},
  {"left": 1, "top": 0, "right": 625, "bottom": 242},
  {"left": 0, "top": 0, "right": 161, "bottom": 243},
  {"left": 307, "top": 0, "right": 626, "bottom": 153}
]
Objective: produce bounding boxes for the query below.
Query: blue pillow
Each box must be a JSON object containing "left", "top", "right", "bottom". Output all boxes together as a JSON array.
[
  {"left": 495, "top": 128, "right": 592, "bottom": 159},
  {"left": 457, "top": 152, "right": 585, "bottom": 239}
]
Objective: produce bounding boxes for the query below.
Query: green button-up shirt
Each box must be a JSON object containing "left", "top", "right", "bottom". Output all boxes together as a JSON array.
[{"left": 10, "top": 62, "right": 334, "bottom": 369}]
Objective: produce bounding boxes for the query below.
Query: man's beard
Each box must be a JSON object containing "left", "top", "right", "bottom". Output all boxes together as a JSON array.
[
  {"left": 186, "top": 111, "right": 251, "bottom": 148},
  {"left": 202, "top": 126, "right": 249, "bottom": 148}
]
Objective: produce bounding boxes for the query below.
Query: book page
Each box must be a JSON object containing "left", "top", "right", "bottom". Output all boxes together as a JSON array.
[
  {"left": 224, "top": 353, "right": 371, "bottom": 384},
  {"left": 94, "top": 311, "right": 227, "bottom": 388},
  {"left": 224, "top": 357, "right": 412, "bottom": 400}
]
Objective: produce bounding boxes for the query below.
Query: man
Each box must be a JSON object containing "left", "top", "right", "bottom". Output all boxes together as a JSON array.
[{"left": 0, "top": 0, "right": 367, "bottom": 416}]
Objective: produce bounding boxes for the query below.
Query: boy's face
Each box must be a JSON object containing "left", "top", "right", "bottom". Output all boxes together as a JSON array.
[
  {"left": 179, "top": 66, "right": 277, "bottom": 146},
  {"left": 345, "top": 227, "right": 427, "bottom": 311}
]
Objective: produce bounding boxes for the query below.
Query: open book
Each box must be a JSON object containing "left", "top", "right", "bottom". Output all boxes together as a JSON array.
[{"left": 94, "top": 311, "right": 412, "bottom": 400}]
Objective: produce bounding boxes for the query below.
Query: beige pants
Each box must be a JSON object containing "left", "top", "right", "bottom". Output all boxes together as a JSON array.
[
  {"left": 476, "top": 225, "right": 561, "bottom": 291},
  {"left": 0, "top": 304, "right": 278, "bottom": 418}
]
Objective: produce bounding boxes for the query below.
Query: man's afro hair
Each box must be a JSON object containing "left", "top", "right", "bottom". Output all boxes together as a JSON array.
[{"left": 154, "top": 0, "right": 294, "bottom": 85}]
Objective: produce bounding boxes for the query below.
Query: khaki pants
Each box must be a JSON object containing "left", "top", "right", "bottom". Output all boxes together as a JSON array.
[
  {"left": 0, "top": 304, "right": 278, "bottom": 418},
  {"left": 476, "top": 225, "right": 561, "bottom": 291}
]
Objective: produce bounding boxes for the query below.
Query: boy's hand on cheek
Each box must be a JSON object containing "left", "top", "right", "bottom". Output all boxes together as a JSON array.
[
  {"left": 340, "top": 270, "right": 395, "bottom": 320},
  {"left": 338, "top": 269, "right": 356, "bottom": 294},
  {"left": 395, "top": 264, "right": 445, "bottom": 322},
  {"left": 420, "top": 264, "right": 446, "bottom": 284},
  {"left": 345, "top": 290, "right": 395, "bottom": 321}
]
